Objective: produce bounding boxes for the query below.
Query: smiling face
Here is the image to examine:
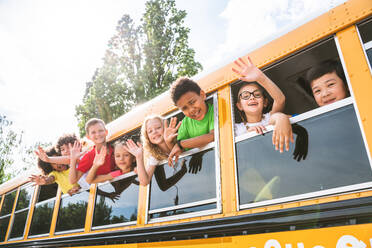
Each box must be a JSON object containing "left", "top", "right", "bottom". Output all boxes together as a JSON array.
[
  {"left": 236, "top": 84, "right": 267, "bottom": 119},
  {"left": 176, "top": 90, "right": 207, "bottom": 121},
  {"left": 87, "top": 122, "right": 107, "bottom": 145},
  {"left": 51, "top": 163, "right": 68, "bottom": 172},
  {"left": 59, "top": 144, "right": 71, "bottom": 156},
  {"left": 311, "top": 71, "right": 348, "bottom": 107},
  {"left": 146, "top": 118, "right": 164, "bottom": 145},
  {"left": 114, "top": 144, "right": 134, "bottom": 173}
]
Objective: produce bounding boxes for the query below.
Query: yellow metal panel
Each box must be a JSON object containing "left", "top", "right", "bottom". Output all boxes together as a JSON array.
[
  {"left": 218, "top": 86, "right": 238, "bottom": 215},
  {"left": 336, "top": 25, "right": 372, "bottom": 157},
  {"left": 84, "top": 183, "right": 97, "bottom": 233},
  {"left": 137, "top": 184, "right": 149, "bottom": 226},
  {"left": 23, "top": 184, "right": 38, "bottom": 239},
  {"left": 49, "top": 187, "right": 62, "bottom": 236}
]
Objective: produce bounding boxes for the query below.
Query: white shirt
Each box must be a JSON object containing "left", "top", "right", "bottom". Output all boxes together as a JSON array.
[{"left": 234, "top": 113, "right": 271, "bottom": 136}]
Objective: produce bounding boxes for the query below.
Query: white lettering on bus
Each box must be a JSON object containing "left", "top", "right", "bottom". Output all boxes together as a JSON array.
[{"left": 337, "top": 235, "right": 367, "bottom": 248}]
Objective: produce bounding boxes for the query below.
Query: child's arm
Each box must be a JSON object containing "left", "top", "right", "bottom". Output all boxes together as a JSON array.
[
  {"left": 69, "top": 141, "right": 84, "bottom": 184},
  {"left": 85, "top": 146, "right": 107, "bottom": 184},
  {"left": 125, "top": 140, "right": 154, "bottom": 186},
  {"left": 35, "top": 146, "right": 70, "bottom": 164},
  {"left": 29, "top": 175, "right": 55, "bottom": 185},
  {"left": 168, "top": 130, "right": 214, "bottom": 167},
  {"left": 269, "top": 113, "right": 294, "bottom": 153},
  {"left": 232, "top": 56, "right": 285, "bottom": 113},
  {"left": 163, "top": 117, "right": 182, "bottom": 150}
]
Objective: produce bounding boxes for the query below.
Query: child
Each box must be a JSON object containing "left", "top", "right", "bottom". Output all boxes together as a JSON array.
[
  {"left": 136, "top": 115, "right": 187, "bottom": 189},
  {"left": 30, "top": 147, "right": 80, "bottom": 196},
  {"left": 306, "top": 59, "right": 349, "bottom": 107},
  {"left": 168, "top": 77, "right": 215, "bottom": 166},
  {"left": 84, "top": 141, "right": 137, "bottom": 184},
  {"left": 232, "top": 56, "right": 293, "bottom": 153},
  {"left": 36, "top": 118, "right": 115, "bottom": 185}
]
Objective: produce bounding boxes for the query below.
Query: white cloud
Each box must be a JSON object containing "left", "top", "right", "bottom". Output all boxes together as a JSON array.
[{"left": 200, "top": 0, "right": 346, "bottom": 74}]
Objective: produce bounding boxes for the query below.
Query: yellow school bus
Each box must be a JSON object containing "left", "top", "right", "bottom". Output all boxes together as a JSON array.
[{"left": 0, "top": 0, "right": 371, "bottom": 247}]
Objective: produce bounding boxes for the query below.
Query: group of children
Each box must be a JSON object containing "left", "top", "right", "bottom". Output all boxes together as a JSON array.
[{"left": 31, "top": 56, "right": 350, "bottom": 196}]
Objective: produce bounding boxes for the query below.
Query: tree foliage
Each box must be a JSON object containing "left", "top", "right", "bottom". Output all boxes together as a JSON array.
[
  {"left": 0, "top": 115, "right": 22, "bottom": 184},
  {"left": 75, "top": 0, "right": 202, "bottom": 136}
]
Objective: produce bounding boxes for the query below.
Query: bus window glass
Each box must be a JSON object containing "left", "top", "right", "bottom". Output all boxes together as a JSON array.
[
  {"left": 149, "top": 147, "right": 216, "bottom": 219},
  {"left": 15, "top": 187, "right": 33, "bottom": 211},
  {"left": 92, "top": 176, "right": 139, "bottom": 229},
  {"left": 55, "top": 190, "right": 89, "bottom": 233},
  {"left": 8, "top": 185, "right": 33, "bottom": 240},
  {"left": 357, "top": 19, "right": 372, "bottom": 69},
  {"left": 0, "top": 190, "right": 17, "bottom": 216},
  {"left": 9, "top": 210, "right": 28, "bottom": 239},
  {"left": 29, "top": 201, "right": 54, "bottom": 236},
  {"left": 235, "top": 103, "right": 372, "bottom": 207},
  {"left": 29, "top": 184, "right": 57, "bottom": 237},
  {"left": 0, "top": 216, "right": 10, "bottom": 242}
]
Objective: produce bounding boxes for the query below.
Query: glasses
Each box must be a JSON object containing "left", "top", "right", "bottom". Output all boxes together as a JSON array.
[{"left": 239, "top": 90, "right": 263, "bottom": 100}]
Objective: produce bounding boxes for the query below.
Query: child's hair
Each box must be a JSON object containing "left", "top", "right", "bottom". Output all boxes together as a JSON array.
[
  {"left": 85, "top": 118, "right": 106, "bottom": 134},
  {"left": 37, "top": 147, "right": 60, "bottom": 175},
  {"left": 305, "top": 59, "right": 347, "bottom": 89},
  {"left": 56, "top": 133, "right": 78, "bottom": 153},
  {"left": 234, "top": 82, "right": 273, "bottom": 123},
  {"left": 140, "top": 115, "right": 168, "bottom": 161},
  {"left": 170, "top": 77, "right": 201, "bottom": 105},
  {"left": 113, "top": 141, "right": 136, "bottom": 171}
]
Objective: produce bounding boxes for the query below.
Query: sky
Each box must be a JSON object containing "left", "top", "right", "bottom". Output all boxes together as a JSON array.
[{"left": 0, "top": 0, "right": 345, "bottom": 170}]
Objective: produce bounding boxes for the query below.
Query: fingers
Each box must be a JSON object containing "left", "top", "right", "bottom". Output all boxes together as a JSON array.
[
  {"left": 247, "top": 56, "right": 253, "bottom": 67},
  {"left": 231, "top": 67, "right": 240, "bottom": 75},
  {"left": 234, "top": 60, "right": 242, "bottom": 68},
  {"left": 164, "top": 119, "right": 168, "bottom": 129},
  {"left": 175, "top": 120, "right": 182, "bottom": 130},
  {"left": 238, "top": 57, "right": 248, "bottom": 66}
]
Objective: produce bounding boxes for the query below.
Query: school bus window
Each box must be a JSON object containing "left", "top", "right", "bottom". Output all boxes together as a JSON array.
[
  {"left": 8, "top": 185, "right": 34, "bottom": 240},
  {"left": 92, "top": 175, "right": 139, "bottom": 229},
  {"left": 55, "top": 190, "right": 89, "bottom": 234},
  {"left": 148, "top": 95, "right": 220, "bottom": 222},
  {"left": 29, "top": 184, "right": 57, "bottom": 237},
  {"left": 232, "top": 37, "right": 372, "bottom": 209},
  {"left": 0, "top": 190, "right": 17, "bottom": 242},
  {"left": 357, "top": 19, "right": 372, "bottom": 69}
]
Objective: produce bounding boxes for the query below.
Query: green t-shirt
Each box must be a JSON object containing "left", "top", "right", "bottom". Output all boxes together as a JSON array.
[{"left": 177, "top": 103, "right": 214, "bottom": 141}]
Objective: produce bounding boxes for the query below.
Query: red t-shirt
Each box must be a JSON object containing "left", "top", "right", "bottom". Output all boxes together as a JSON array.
[{"left": 77, "top": 145, "right": 115, "bottom": 175}]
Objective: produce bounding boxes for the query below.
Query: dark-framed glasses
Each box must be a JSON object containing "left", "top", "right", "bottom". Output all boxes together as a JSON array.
[{"left": 239, "top": 90, "right": 263, "bottom": 100}]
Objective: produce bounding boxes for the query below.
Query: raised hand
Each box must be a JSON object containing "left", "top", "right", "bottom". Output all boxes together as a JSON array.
[
  {"left": 93, "top": 145, "right": 107, "bottom": 168},
  {"left": 35, "top": 146, "right": 49, "bottom": 162},
  {"left": 29, "top": 175, "right": 47, "bottom": 185},
  {"left": 164, "top": 117, "right": 181, "bottom": 145},
  {"left": 69, "top": 141, "right": 82, "bottom": 161},
  {"left": 232, "top": 56, "right": 263, "bottom": 83},
  {"left": 125, "top": 139, "right": 143, "bottom": 158}
]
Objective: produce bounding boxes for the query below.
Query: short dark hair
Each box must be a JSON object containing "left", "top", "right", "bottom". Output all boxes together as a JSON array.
[
  {"left": 37, "top": 147, "right": 60, "bottom": 175},
  {"left": 306, "top": 59, "right": 347, "bottom": 87},
  {"left": 56, "top": 133, "right": 78, "bottom": 153},
  {"left": 85, "top": 118, "right": 106, "bottom": 135},
  {"left": 170, "top": 77, "right": 202, "bottom": 105}
]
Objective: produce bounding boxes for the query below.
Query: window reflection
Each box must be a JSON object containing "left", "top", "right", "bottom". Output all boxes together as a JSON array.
[
  {"left": 55, "top": 191, "right": 89, "bottom": 233},
  {"left": 0, "top": 216, "right": 10, "bottom": 242},
  {"left": 29, "top": 201, "right": 54, "bottom": 236},
  {"left": 149, "top": 148, "right": 216, "bottom": 217},
  {"left": 9, "top": 210, "right": 28, "bottom": 239},
  {"left": 15, "top": 187, "right": 33, "bottom": 211},
  {"left": 236, "top": 105, "right": 372, "bottom": 206},
  {"left": 37, "top": 184, "right": 58, "bottom": 203},
  {"left": 0, "top": 191, "right": 16, "bottom": 216},
  {"left": 93, "top": 176, "right": 139, "bottom": 228}
]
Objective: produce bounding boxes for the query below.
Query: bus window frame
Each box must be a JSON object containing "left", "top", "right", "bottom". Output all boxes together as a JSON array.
[
  {"left": 231, "top": 35, "right": 372, "bottom": 211},
  {"left": 356, "top": 19, "right": 372, "bottom": 75},
  {"left": 0, "top": 188, "right": 18, "bottom": 242},
  {"left": 91, "top": 173, "right": 139, "bottom": 231},
  {"left": 27, "top": 186, "right": 57, "bottom": 239},
  {"left": 7, "top": 183, "right": 34, "bottom": 241},
  {"left": 146, "top": 93, "right": 222, "bottom": 223}
]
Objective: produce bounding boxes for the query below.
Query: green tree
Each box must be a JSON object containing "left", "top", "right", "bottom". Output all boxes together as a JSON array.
[
  {"left": 75, "top": 0, "right": 202, "bottom": 136},
  {"left": 0, "top": 115, "right": 22, "bottom": 184}
]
